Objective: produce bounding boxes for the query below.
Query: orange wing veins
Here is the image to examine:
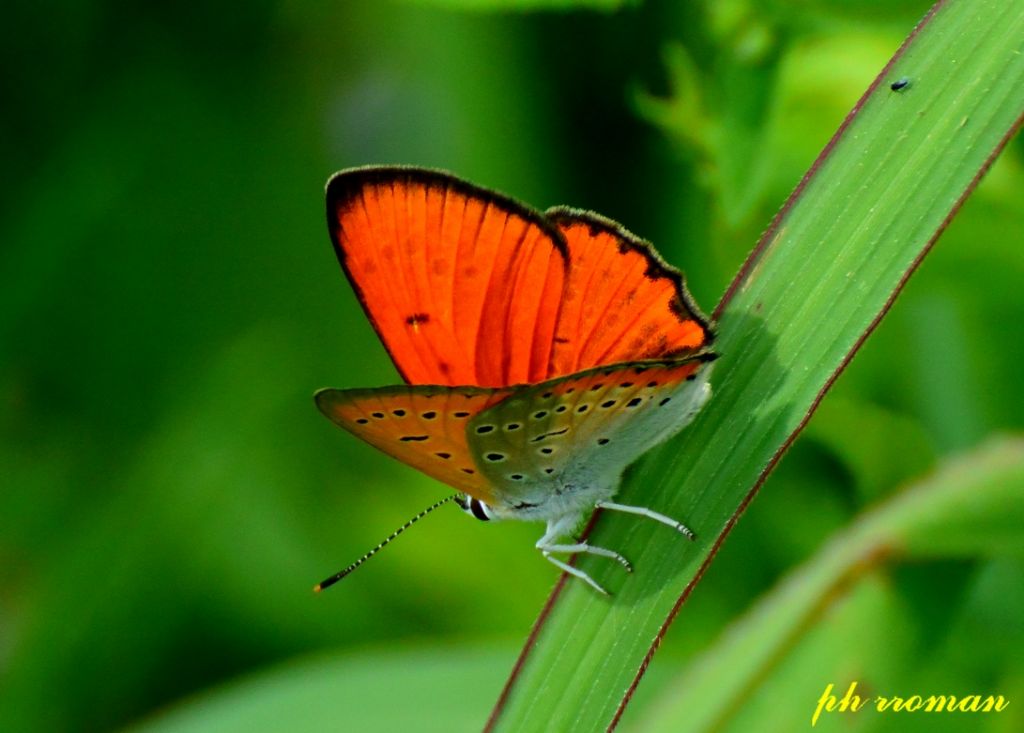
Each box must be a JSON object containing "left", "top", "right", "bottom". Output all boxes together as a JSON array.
[
  {"left": 545, "top": 208, "right": 713, "bottom": 378},
  {"left": 327, "top": 168, "right": 568, "bottom": 387}
]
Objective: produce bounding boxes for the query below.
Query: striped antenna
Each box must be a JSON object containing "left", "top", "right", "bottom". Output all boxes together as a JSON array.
[{"left": 313, "top": 494, "right": 459, "bottom": 592}]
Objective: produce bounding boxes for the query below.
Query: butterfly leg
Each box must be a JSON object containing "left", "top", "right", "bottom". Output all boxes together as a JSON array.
[
  {"left": 595, "top": 500, "right": 696, "bottom": 539},
  {"left": 542, "top": 553, "right": 610, "bottom": 595},
  {"left": 535, "top": 516, "right": 630, "bottom": 594},
  {"left": 539, "top": 541, "right": 632, "bottom": 572}
]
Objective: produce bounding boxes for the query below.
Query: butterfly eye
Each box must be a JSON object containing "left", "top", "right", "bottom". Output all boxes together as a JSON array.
[{"left": 467, "top": 498, "right": 491, "bottom": 521}]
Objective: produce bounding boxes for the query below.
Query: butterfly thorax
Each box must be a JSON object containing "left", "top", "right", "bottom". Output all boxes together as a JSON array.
[{"left": 459, "top": 476, "right": 620, "bottom": 524}]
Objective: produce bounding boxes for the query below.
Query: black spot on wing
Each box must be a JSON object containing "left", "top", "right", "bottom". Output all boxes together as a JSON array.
[{"left": 531, "top": 427, "right": 569, "bottom": 443}]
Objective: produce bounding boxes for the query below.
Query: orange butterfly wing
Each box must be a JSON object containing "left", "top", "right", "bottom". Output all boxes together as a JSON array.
[
  {"left": 327, "top": 167, "right": 568, "bottom": 388},
  {"left": 545, "top": 208, "right": 713, "bottom": 378},
  {"left": 315, "top": 385, "right": 511, "bottom": 504}
]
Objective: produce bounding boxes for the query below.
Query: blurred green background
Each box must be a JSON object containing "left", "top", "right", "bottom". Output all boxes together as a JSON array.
[{"left": 3, "top": 1, "right": 1022, "bottom": 731}]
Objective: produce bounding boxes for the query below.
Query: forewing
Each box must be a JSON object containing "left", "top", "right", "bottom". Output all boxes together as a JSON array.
[
  {"left": 545, "top": 208, "right": 713, "bottom": 378},
  {"left": 316, "top": 384, "right": 511, "bottom": 503},
  {"left": 327, "top": 167, "right": 568, "bottom": 387}
]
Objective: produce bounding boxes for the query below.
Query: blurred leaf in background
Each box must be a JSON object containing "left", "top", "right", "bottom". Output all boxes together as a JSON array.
[{"left": 1, "top": 0, "right": 1020, "bottom": 731}]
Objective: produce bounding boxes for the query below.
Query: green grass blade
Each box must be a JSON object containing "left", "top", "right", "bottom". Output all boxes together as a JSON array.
[
  {"left": 632, "top": 437, "right": 1024, "bottom": 732},
  {"left": 487, "top": 1, "right": 1024, "bottom": 731}
]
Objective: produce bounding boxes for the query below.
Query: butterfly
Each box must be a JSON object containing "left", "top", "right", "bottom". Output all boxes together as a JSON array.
[{"left": 315, "top": 166, "right": 716, "bottom": 593}]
